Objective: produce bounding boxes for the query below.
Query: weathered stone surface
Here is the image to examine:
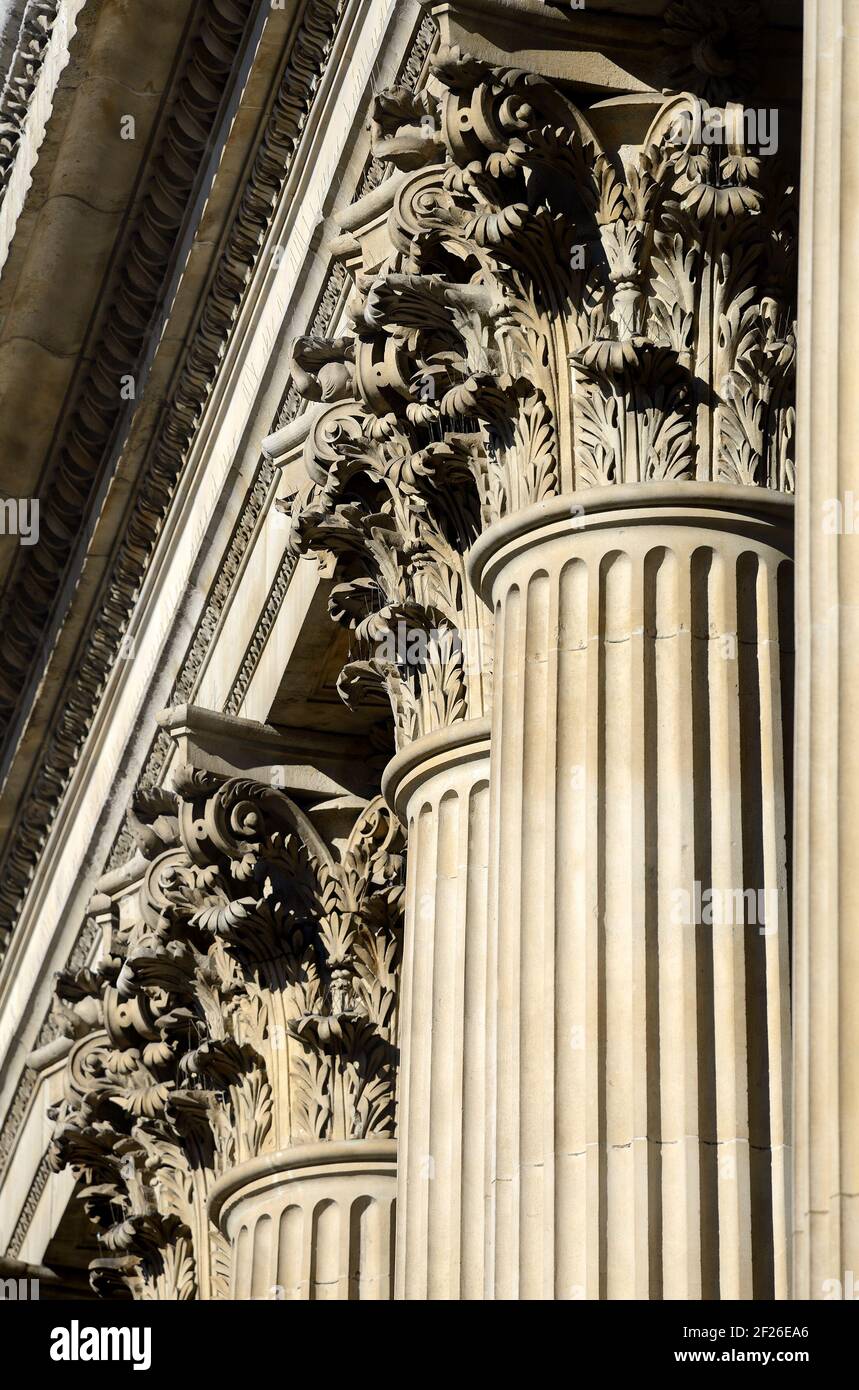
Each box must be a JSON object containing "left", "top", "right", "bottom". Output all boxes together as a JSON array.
[{"left": 0, "top": 0, "right": 841, "bottom": 1309}]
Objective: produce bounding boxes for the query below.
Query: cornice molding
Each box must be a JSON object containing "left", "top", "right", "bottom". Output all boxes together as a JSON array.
[
  {"left": 7, "top": 1151, "right": 51, "bottom": 1257},
  {"left": 0, "top": 0, "right": 61, "bottom": 206},
  {"left": 109, "top": 13, "right": 435, "bottom": 862},
  {"left": 0, "top": 909, "right": 100, "bottom": 1178},
  {"left": 0, "top": 0, "right": 348, "bottom": 947},
  {"left": 0, "top": 0, "right": 259, "bottom": 744},
  {"left": 0, "top": 10, "right": 435, "bottom": 1213}
]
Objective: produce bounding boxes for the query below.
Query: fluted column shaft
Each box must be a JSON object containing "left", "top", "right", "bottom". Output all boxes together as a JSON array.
[
  {"left": 793, "top": 0, "right": 859, "bottom": 1301},
  {"left": 470, "top": 484, "right": 793, "bottom": 1300},
  {"left": 384, "top": 719, "right": 491, "bottom": 1300},
  {"left": 208, "top": 1140, "right": 396, "bottom": 1300}
]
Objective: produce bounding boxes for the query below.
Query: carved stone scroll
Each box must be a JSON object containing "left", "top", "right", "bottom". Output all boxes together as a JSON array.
[
  {"left": 286, "top": 42, "right": 796, "bottom": 748},
  {"left": 48, "top": 776, "right": 404, "bottom": 1299}
]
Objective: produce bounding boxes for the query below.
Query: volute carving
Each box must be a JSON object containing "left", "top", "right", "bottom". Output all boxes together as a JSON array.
[
  {"left": 48, "top": 777, "right": 404, "bottom": 1299},
  {"left": 287, "top": 397, "right": 492, "bottom": 748},
  {"left": 287, "top": 41, "right": 796, "bottom": 744}
]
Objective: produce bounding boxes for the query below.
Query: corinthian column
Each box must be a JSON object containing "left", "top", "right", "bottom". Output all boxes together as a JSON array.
[
  {"left": 470, "top": 485, "right": 793, "bottom": 1300},
  {"left": 792, "top": 0, "right": 859, "bottom": 1301},
  {"left": 48, "top": 731, "right": 405, "bottom": 1302},
  {"left": 383, "top": 719, "right": 491, "bottom": 1299},
  {"left": 208, "top": 1140, "right": 396, "bottom": 1300},
  {"left": 286, "top": 0, "right": 798, "bottom": 1300}
]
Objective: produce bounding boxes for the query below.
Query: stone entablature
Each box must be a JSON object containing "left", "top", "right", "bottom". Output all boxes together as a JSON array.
[{"left": 0, "top": 3, "right": 431, "bottom": 1287}]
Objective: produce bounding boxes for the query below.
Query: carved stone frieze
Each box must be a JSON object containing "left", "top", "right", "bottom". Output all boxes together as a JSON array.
[
  {"left": 0, "top": 0, "right": 61, "bottom": 204},
  {"left": 47, "top": 776, "right": 404, "bottom": 1299},
  {"left": 0, "top": 0, "right": 258, "bottom": 732},
  {"left": 0, "top": 0, "right": 352, "bottom": 952}
]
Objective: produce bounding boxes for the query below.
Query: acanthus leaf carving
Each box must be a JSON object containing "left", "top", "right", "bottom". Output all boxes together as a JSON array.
[
  {"left": 286, "top": 42, "right": 795, "bottom": 748},
  {"left": 49, "top": 775, "right": 404, "bottom": 1298}
]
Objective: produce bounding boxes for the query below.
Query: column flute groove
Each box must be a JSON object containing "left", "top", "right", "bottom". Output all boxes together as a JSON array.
[
  {"left": 280, "top": 26, "right": 799, "bottom": 1298},
  {"left": 384, "top": 720, "right": 491, "bottom": 1300},
  {"left": 471, "top": 485, "right": 793, "bottom": 1300}
]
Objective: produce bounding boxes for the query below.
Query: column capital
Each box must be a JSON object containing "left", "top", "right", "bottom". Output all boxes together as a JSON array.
[
  {"left": 47, "top": 769, "right": 405, "bottom": 1299},
  {"left": 286, "top": 22, "right": 797, "bottom": 754}
]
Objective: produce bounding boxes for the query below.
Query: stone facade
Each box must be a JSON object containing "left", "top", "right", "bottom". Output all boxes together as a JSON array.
[{"left": 0, "top": 0, "right": 851, "bottom": 1304}]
